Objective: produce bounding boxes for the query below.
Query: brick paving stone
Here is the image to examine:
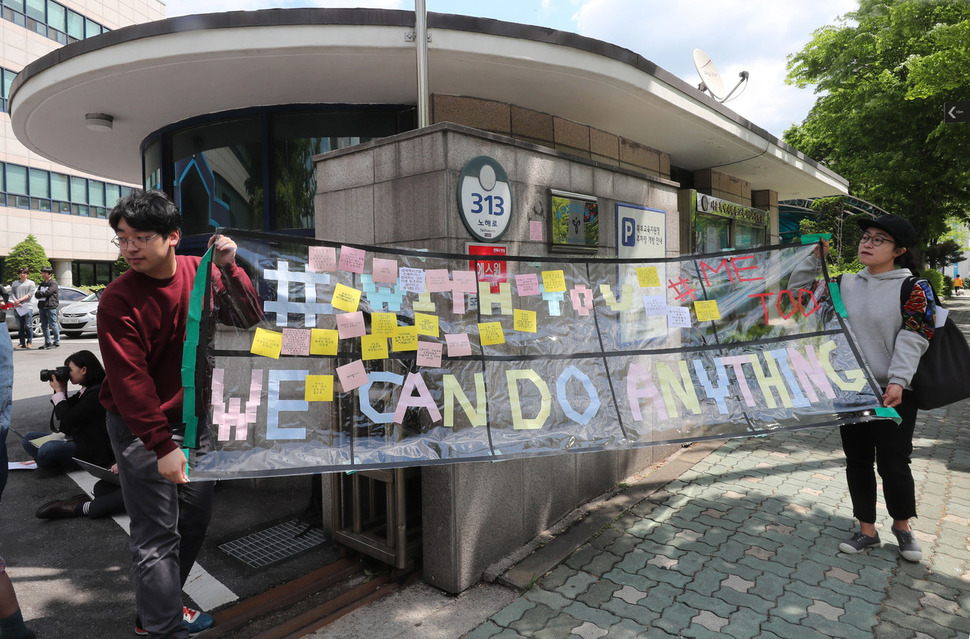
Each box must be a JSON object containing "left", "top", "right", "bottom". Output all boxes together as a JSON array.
[
  {"left": 819, "top": 575, "right": 886, "bottom": 605},
  {"left": 771, "top": 590, "right": 813, "bottom": 623},
  {"left": 576, "top": 578, "right": 622, "bottom": 608},
  {"left": 568, "top": 621, "right": 607, "bottom": 639},
  {"left": 601, "top": 567, "right": 656, "bottom": 592},
  {"left": 839, "top": 596, "right": 880, "bottom": 633},
  {"left": 671, "top": 551, "right": 712, "bottom": 578},
  {"left": 485, "top": 627, "right": 528, "bottom": 639},
  {"left": 920, "top": 591, "right": 960, "bottom": 614},
  {"left": 638, "top": 562, "right": 693, "bottom": 588},
  {"left": 588, "top": 528, "right": 624, "bottom": 551},
  {"left": 676, "top": 591, "right": 738, "bottom": 618},
  {"left": 762, "top": 617, "right": 830, "bottom": 639},
  {"left": 600, "top": 597, "right": 660, "bottom": 627},
  {"left": 689, "top": 610, "right": 730, "bottom": 634},
  {"left": 743, "top": 546, "right": 775, "bottom": 561},
  {"left": 489, "top": 598, "right": 536, "bottom": 627},
  {"left": 612, "top": 584, "right": 646, "bottom": 605},
  {"left": 599, "top": 618, "right": 655, "bottom": 639},
  {"left": 878, "top": 605, "right": 957, "bottom": 638},
  {"left": 712, "top": 586, "right": 774, "bottom": 615},
  {"left": 524, "top": 586, "right": 572, "bottom": 611},
  {"left": 825, "top": 566, "right": 858, "bottom": 584},
  {"left": 637, "top": 581, "right": 682, "bottom": 614},
  {"left": 540, "top": 564, "right": 578, "bottom": 590},
  {"left": 531, "top": 612, "right": 587, "bottom": 639},
  {"left": 653, "top": 601, "right": 697, "bottom": 636},
  {"left": 721, "top": 574, "right": 756, "bottom": 593},
  {"left": 601, "top": 533, "right": 642, "bottom": 558},
  {"left": 560, "top": 600, "right": 621, "bottom": 629},
  {"left": 556, "top": 570, "right": 599, "bottom": 599},
  {"left": 720, "top": 606, "right": 769, "bottom": 639},
  {"left": 581, "top": 550, "right": 621, "bottom": 577},
  {"left": 647, "top": 555, "right": 679, "bottom": 570},
  {"left": 787, "top": 580, "right": 850, "bottom": 608},
  {"left": 564, "top": 544, "right": 601, "bottom": 572},
  {"left": 806, "top": 599, "right": 843, "bottom": 622},
  {"left": 507, "top": 602, "right": 558, "bottom": 634},
  {"left": 738, "top": 553, "right": 795, "bottom": 579},
  {"left": 462, "top": 620, "right": 505, "bottom": 639}
]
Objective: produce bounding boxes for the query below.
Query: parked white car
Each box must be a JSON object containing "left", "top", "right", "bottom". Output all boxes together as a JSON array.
[{"left": 58, "top": 290, "right": 101, "bottom": 337}]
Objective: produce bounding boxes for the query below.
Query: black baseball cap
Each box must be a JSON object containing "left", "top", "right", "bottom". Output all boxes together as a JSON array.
[{"left": 857, "top": 214, "right": 917, "bottom": 248}]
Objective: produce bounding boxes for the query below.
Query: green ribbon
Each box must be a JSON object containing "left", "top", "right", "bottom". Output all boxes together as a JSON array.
[
  {"left": 799, "top": 233, "right": 832, "bottom": 244},
  {"left": 827, "top": 281, "right": 848, "bottom": 318},
  {"left": 874, "top": 406, "right": 902, "bottom": 424},
  {"left": 181, "top": 246, "right": 214, "bottom": 458}
]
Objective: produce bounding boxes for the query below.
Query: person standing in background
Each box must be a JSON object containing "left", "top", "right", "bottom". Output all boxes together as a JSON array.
[
  {"left": 10, "top": 268, "right": 36, "bottom": 349},
  {"left": 35, "top": 265, "right": 60, "bottom": 350}
]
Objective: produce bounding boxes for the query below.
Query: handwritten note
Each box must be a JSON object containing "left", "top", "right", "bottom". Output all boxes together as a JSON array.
[
  {"left": 371, "top": 312, "right": 398, "bottom": 337},
  {"left": 667, "top": 306, "right": 692, "bottom": 329},
  {"left": 337, "top": 245, "right": 366, "bottom": 273},
  {"left": 414, "top": 312, "right": 439, "bottom": 337},
  {"left": 392, "top": 326, "right": 418, "bottom": 352},
  {"left": 310, "top": 329, "right": 338, "bottom": 355},
  {"left": 642, "top": 295, "right": 667, "bottom": 317},
  {"left": 336, "top": 360, "right": 368, "bottom": 391},
  {"left": 513, "top": 309, "right": 537, "bottom": 333},
  {"left": 308, "top": 246, "right": 336, "bottom": 272},
  {"left": 331, "top": 283, "right": 362, "bottom": 313},
  {"left": 445, "top": 333, "right": 472, "bottom": 357},
  {"left": 371, "top": 257, "right": 399, "bottom": 284},
  {"left": 637, "top": 266, "right": 661, "bottom": 288},
  {"left": 694, "top": 300, "right": 721, "bottom": 322},
  {"left": 478, "top": 322, "right": 505, "bottom": 346},
  {"left": 515, "top": 273, "right": 541, "bottom": 296},
  {"left": 541, "top": 270, "right": 566, "bottom": 293},
  {"left": 336, "top": 311, "right": 367, "bottom": 339},
  {"left": 399, "top": 267, "right": 426, "bottom": 294},
  {"left": 426, "top": 269, "right": 451, "bottom": 293},
  {"left": 251, "top": 328, "right": 283, "bottom": 359},
  {"left": 361, "top": 334, "right": 389, "bottom": 360},
  {"left": 451, "top": 270, "right": 477, "bottom": 294},
  {"left": 281, "top": 328, "right": 311, "bottom": 356},
  {"left": 305, "top": 375, "right": 334, "bottom": 402},
  {"left": 416, "top": 341, "right": 443, "bottom": 367}
]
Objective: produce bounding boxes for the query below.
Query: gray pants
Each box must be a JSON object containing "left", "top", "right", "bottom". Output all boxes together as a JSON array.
[{"left": 107, "top": 413, "right": 214, "bottom": 639}]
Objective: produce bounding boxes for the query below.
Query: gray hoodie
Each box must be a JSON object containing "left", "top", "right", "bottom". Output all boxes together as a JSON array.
[{"left": 791, "top": 256, "right": 930, "bottom": 389}]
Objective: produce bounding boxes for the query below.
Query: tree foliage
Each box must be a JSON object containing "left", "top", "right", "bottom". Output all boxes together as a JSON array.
[
  {"left": 3, "top": 234, "right": 51, "bottom": 284},
  {"left": 785, "top": 0, "right": 970, "bottom": 244}
]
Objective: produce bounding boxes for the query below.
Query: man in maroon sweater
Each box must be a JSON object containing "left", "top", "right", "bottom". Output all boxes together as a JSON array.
[{"left": 98, "top": 190, "right": 259, "bottom": 639}]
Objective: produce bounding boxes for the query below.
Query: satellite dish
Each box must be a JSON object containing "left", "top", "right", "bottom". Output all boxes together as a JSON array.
[
  {"left": 693, "top": 48, "right": 749, "bottom": 103},
  {"left": 693, "top": 49, "right": 726, "bottom": 100}
]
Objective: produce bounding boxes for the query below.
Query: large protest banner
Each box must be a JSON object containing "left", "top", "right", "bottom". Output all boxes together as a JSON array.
[{"left": 183, "top": 230, "right": 889, "bottom": 479}]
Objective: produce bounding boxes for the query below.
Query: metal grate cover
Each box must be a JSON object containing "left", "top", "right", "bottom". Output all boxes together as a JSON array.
[{"left": 219, "top": 519, "right": 328, "bottom": 568}]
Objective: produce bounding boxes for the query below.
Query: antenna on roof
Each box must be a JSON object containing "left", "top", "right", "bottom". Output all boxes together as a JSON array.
[{"left": 693, "top": 48, "right": 749, "bottom": 103}]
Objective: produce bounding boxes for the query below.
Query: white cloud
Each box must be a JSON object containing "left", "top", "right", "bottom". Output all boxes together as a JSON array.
[{"left": 570, "top": 0, "right": 857, "bottom": 137}]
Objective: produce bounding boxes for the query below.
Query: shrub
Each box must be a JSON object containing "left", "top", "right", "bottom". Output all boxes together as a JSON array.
[{"left": 3, "top": 234, "right": 50, "bottom": 283}]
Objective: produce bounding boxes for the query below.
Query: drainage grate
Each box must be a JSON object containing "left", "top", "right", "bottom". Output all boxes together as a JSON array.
[{"left": 219, "top": 519, "right": 328, "bottom": 568}]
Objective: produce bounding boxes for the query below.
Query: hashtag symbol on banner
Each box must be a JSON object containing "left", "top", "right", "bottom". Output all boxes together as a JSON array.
[{"left": 668, "top": 277, "right": 697, "bottom": 302}]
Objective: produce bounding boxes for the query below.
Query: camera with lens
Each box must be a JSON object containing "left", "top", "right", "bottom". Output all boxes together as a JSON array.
[{"left": 40, "top": 366, "right": 70, "bottom": 382}]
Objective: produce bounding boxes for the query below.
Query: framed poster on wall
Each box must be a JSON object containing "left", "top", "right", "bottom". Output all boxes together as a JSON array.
[{"left": 549, "top": 189, "right": 599, "bottom": 253}]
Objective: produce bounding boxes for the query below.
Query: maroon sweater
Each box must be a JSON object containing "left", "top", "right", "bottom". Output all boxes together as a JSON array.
[{"left": 99, "top": 255, "right": 259, "bottom": 459}]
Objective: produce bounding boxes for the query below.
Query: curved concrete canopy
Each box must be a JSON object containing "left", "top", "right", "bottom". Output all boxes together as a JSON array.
[{"left": 9, "top": 9, "right": 847, "bottom": 200}]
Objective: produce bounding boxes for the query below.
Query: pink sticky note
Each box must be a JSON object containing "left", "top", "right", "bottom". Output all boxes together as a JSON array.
[
  {"left": 426, "top": 269, "right": 451, "bottom": 293},
  {"left": 452, "top": 270, "right": 477, "bottom": 294},
  {"left": 416, "top": 341, "right": 443, "bottom": 367},
  {"left": 445, "top": 333, "right": 472, "bottom": 357},
  {"left": 281, "top": 328, "right": 312, "bottom": 356},
  {"left": 338, "top": 245, "right": 366, "bottom": 274},
  {"left": 308, "top": 246, "right": 336, "bottom": 272},
  {"left": 336, "top": 311, "right": 367, "bottom": 339},
  {"left": 371, "top": 257, "right": 399, "bottom": 284},
  {"left": 336, "top": 360, "right": 368, "bottom": 391},
  {"left": 530, "top": 220, "right": 543, "bottom": 241},
  {"left": 515, "top": 273, "right": 541, "bottom": 296}
]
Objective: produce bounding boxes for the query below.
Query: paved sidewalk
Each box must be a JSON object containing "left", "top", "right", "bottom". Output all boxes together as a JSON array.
[{"left": 464, "top": 296, "right": 970, "bottom": 638}]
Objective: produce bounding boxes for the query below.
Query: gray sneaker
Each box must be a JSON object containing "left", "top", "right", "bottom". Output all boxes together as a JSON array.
[
  {"left": 839, "top": 531, "right": 880, "bottom": 554},
  {"left": 891, "top": 528, "right": 922, "bottom": 562}
]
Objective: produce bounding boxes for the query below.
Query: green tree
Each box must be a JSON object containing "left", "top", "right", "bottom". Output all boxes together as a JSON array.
[
  {"left": 3, "top": 234, "right": 50, "bottom": 283},
  {"left": 785, "top": 0, "right": 970, "bottom": 246}
]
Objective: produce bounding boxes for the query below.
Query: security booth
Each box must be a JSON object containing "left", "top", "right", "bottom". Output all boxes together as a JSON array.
[{"left": 679, "top": 189, "right": 770, "bottom": 253}]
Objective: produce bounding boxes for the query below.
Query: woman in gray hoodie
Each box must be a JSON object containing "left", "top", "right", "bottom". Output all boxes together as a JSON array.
[{"left": 794, "top": 214, "right": 934, "bottom": 562}]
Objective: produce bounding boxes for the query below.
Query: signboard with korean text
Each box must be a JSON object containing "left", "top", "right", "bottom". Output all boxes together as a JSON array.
[{"left": 457, "top": 156, "right": 513, "bottom": 242}]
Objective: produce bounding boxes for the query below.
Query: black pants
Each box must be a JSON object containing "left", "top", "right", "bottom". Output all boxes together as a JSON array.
[{"left": 840, "top": 390, "right": 918, "bottom": 524}]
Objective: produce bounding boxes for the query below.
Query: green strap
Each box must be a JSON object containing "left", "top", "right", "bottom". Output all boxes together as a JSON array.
[
  {"left": 799, "top": 233, "right": 832, "bottom": 244},
  {"left": 874, "top": 406, "right": 902, "bottom": 424},
  {"left": 827, "top": 281, "right": 848, "bottom": 318},
  {"left": 181, "top": 246, "right": 214, "bottom": 455}
]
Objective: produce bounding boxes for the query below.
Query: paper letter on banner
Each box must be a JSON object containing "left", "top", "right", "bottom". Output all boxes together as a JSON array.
[
  {"left": 414, "top": 312, "right": 439, "bottom": 337},
  {"left": 331, "top": 283, "right": 362, "bottom": 313},
  {"left": 281, "top": 328, "right": 311, "bottom": 356},
  {"left": 251, "top": 327, "right": 283, "bottom": 359},
  {"left": 308, "top": 246, "right": 336, "bottom": 272},
  {"left": 305, "top": 375, "right": 334, "bottom": 402},
  {"left": 336, "top": 360, "right": 368, "bottom": 391},
  {"left": 338, "top": 246, "right": 366, "bottom": 273},
  {"left": 637, "top": 266, "right": 661, "bottom": 288},
  {"left": 445, "top": 333, "right": 472, "bottom": 357},
  {"left": 336, "top": 311, "right": 366, "bottom": 339},
  {"left": 393, "top": 372, "right": 442, "bottom": 423},
  {"left": 416, "top": 341, "right": 442, "bottom": 367},
  {"left": 541, "top": 270, "right": 566, "bottom": 293},
  {"left": 513, "top": 309, "right": 537, "bottom": 333},
  {"left": 310, "top": 329, "right": 338, "bottom": 355},
  {"left": 371, "top": 257, "right": 398, "bottom": 284},
  {"left": 361, "top": 334, "right": 389, "bottom": 360},
  {"left": 478, "top": 322, "right": 505, "bottom": 346}
]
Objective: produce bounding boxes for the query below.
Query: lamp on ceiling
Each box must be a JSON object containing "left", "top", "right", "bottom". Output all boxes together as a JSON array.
[{"left": 84, "top": 112, "right": 114, "bottom": 131}]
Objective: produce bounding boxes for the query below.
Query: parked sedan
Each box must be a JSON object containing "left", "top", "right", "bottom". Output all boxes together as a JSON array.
[
  {"left": 4, "top": 286, "right": 89, "bottom": 338},
  {"left": 58, "top": 290, "right": 101, "bottom": 337}
]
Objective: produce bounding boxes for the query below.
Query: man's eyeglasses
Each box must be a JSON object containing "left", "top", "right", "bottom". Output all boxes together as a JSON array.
[
  {"left": 859, "top": 233, "right": 894, "bottom": 247},
  {"left": 111, "top": 233, "right": 160, "bottom": 249}
]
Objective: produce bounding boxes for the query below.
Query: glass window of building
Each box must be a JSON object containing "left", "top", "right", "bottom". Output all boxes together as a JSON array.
[
  {"left": 4, "top": 0, "right": 25, "bottom": 14},
  {"left": 84, "top": 16, "right": 99, "bottom": 38},
  {"left": 28, "top": 167, "right": 50, "bottom": 210},
  {"left": 65, "top": 7, "right": 82, "bottom": 40},
  {"left": 172, "top": 117, "right": 263, "bottom": 236},
  {"left": 106, "top": 183, "right": 120, "bottom": 208},
  {"left": 25, "top": 0, "right": 43, "bottom": 21},
  {"left": 144, "top": 138, "right": 162, "bottom": 191},
  {"left": 46, "top": 1, "right": 65, "bottom": 31},
  {"left": 6, "top": 164, "right": 28, "bottom": 208},
  {"left": 50, "top": 171, "right": 69, "bottom": 212}
]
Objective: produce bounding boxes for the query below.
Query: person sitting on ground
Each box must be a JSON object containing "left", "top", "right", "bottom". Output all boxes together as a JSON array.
[
  {"left": 35, "top": 464, "right": 125, "bottom": 520},
  {"left": 22, "top": 350, "right": 112, "bottom": 474}
]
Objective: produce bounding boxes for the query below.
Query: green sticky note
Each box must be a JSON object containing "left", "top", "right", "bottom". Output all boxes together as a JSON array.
[
  {"left": 827, "top": 281, "right": 848, "bottom": 318},
  {"left": 874, "top": 406, "right": 901, "bottom": 424},
  {"left": 800, "top": 233, "right": 833, "bottom": 245}
]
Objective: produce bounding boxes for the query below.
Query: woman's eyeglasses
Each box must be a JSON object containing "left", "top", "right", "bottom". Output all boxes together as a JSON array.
[{"left": 859, "top": 233, "right": 894, "bottom": 247}]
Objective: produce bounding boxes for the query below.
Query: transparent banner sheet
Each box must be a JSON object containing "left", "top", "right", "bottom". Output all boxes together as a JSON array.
[{"left": 186, "top": 231, "right": 887, "bottom": 479}]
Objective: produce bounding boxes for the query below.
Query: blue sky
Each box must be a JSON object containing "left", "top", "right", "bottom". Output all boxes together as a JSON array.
[{"left": 164, "top": 0, "right": 859, "bottom": 139}]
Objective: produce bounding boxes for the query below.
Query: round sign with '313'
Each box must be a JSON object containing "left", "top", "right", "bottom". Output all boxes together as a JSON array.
[{"left": 457, "top": 156, "right": 513, "bottom": 242}]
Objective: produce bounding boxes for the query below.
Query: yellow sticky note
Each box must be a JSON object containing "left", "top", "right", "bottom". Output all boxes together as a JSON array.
[
  {"left": 694, "top": 300, "right": 721, "bottom": 322},
  {"left": 513, "top": 309, "right": 537, "bottom": 333},
  {"left": 310, "top": 329, "right": 338, "bottom": 356},
  {"left": 478, "top": 321, "right": 505, "bottom": 346},
  {"left": 305, "top": 375, "right": 334, "bottom": 402},
  {"left": 250, "top": 327, "right": 283, "bottom": 359},
  {"left": 392, "top": 326, "right": 418, "bottom": 352},
  {"left": 414, "top": 312, "right": 439, "bottom": 337},
  {"left": 541, "top": 270, "right": 566, "bottom": 293},
  {"left": 361, "top": 334, "right": 389, "bottom": 360},
  {"left": 636, "top": 266, "right": 660, "bottom": 288},
  {"left": 371, "top": 312, "right": 398, "bottom": 337},
  {"left": 331, "top": 283, "right": 362, "bottom": 313}
]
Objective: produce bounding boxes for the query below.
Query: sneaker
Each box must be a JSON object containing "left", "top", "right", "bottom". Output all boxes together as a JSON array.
[
  {"left": 839, "top": 531, "right": 880, "bottom": 554},
  {"left": 891, "top": 528, "right": 922, "bottom": 562},
  {"left": 135, "top": 607, "right": 214, "bottom": 636}
]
